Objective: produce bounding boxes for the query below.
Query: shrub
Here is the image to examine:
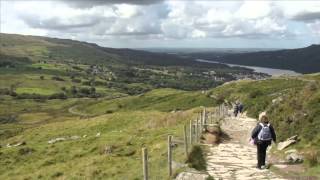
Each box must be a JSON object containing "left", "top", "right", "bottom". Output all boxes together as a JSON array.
[
  {"left": 249, "top": 89, "right": 263, "bottom": 98},
  {"left": 305, "top": 149, "right": 319, "bottom": 167},
  {"left": 70, "top": 86, "right": 77, "bottom": 95},
  {"left": 18, "top": 147, "right": 35, "bottom": 155},
  {"left": 186, "top": 145, "right": 206, "bottom": 171},
  {"left": 16, "top": 93, "right": 47, "bottom": 100},
  {"left": 0, "top": 115, "right": 18, "bottom": 124},
  {"left": 0, "top": 88, "right": 10, "bottom": 95},
  {"left": 72, "top": 78, "right": 81, "bottom": 83},
  {"left": 51, "top": 172, "right": 63, "bottom": 178},
  {"left": 105, "top": 110, "right": 114, "bottom": 114},
  {"left": 79, "top": 87, "right": 91, "bottom": 95},
  {"left": 51, "top": 76, "right": 65, "bottom": 81},
  {"left": 49, "top": 93, "right": 67, "bottom": 99}
]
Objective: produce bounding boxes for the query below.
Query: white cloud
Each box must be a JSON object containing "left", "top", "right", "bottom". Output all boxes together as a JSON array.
[
  {"left": 113, "top": 4, "right": 140, "bottom": 18},
  {"left": 1, "top": 0, "right": 320, "bottom": 48},
  {"left": 307, "top": 20, "right": 320, "bottom": 35},
  {"left": 236, "top": 1, "right": 272, "bottom": 19},
  {"left": 191, "top": 29, "right": 207, "bottom": 38}
]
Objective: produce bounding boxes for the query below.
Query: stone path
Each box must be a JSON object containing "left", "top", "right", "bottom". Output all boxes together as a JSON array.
[{"left": 206, "top": 114, "right": 287, "bottom": 180}]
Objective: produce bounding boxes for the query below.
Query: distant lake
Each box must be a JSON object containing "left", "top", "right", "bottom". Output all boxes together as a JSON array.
[{"left": 196, "top": 59, "right": 301, "bottom": 77}]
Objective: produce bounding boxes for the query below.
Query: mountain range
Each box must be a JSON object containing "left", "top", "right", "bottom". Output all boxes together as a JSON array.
[{"left": 189, "top": 44, "right": 320, "bottom": 73}]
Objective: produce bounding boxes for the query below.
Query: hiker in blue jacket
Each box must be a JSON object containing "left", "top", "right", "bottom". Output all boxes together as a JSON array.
[{"left": 251, "top": 112, "right": 276, "bottom": 169}]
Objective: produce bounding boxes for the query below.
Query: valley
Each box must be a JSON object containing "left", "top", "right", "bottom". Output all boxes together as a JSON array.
[{"left": 0, "top": 33, "right": 319, "bottom": 179}]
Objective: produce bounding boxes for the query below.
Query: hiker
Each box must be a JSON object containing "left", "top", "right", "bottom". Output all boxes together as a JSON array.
[
  {"left": 238, "top": 102, "right": 244, "bottom": 116},
  {"left": 233, "top": 102, "right": 239, "bottom": 117},
  {"left": 251, "top": 112, "right": 276, "bottom": 169}
]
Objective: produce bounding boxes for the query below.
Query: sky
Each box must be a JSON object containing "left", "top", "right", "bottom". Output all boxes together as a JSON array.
[{"left": 1, "top": 0, "right": 320, "bottom": 49}]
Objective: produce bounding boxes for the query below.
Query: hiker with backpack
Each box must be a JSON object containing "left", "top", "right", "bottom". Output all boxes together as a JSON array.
[
  {"left": 251, "top": 112, "right": 276, "bottom": 169},
  {"left": 238, "top": 102, "right": 244, "bottom": 115}
]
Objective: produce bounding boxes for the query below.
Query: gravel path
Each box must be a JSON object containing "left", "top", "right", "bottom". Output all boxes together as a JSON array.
[{"left": 206, "top": 114, "right": 286, "bottom": 180}]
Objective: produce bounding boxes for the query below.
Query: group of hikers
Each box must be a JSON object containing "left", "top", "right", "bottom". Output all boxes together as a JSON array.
[
  {"left": 232, "top": 101, "right": 277, "bottom": 170},
  {"left": 233, "top": 101, "right": 244, "bottom": 117}
]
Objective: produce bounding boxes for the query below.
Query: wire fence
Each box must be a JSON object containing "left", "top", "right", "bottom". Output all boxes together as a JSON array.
[{"left": 141, "top": 104, "right": 229, "bottom": 180}]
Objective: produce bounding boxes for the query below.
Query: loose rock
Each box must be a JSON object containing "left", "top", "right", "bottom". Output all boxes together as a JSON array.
[
  {"left": 48, "top": 138, "right": 66, "bottom": 144},
  {"left": 277, "top": 135, "right": 298, "bottom": 151},
  {"left": 6, "top": 141, "right": 26, "bottom": 148},
  {"left": 175, "top": 171, "right": 209, "bottom": 180},
  {"left": 172, "top": 161, "right": 187, "bottom": 169},
  {"left": 104, "top": 145, "right": 114, "bottom": 154},
  {"left": 70, "top": 136, "right": 80, "bottom": 140}
]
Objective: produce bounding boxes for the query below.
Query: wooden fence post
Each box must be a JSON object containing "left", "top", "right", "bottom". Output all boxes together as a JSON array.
[
  {"left": 195, "top": 119, "right": 198, "bottom": 142},
  {"left": 203, "top": 107, "right": 207, "bottom": 130},
  {"left": 199, "top": 112, "right": 203, "bottom": 133},
  {"left": 168, "top": 135, "right": 172, "bottom": 177},
  {"left": 189, "top": 120, "right": 193, "bottom": 145},
  {"left": 223, "top": 105, "right": 225, "bottom": 117},
  {"left": 184, "top": 125, "right": 188, "bottom": 159},
  {"left": 142, "top": 148, "right": 148, "bottom": 180}
]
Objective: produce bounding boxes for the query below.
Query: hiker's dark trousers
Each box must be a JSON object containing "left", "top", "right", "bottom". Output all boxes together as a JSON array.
[{"left": 257, "top": 141, "right": 269, "bottom": 167}]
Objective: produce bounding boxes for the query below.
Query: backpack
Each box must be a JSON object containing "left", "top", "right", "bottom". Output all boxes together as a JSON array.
[{"left": 257, "top": 123, "right": 272, "bottom": 141}]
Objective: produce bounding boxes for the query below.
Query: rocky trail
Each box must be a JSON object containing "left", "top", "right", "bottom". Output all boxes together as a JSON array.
[{"left": 206, "top": 114, "right": 286, "bottom": 180}]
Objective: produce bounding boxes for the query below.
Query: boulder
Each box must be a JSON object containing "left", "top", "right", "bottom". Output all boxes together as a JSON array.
[
  {"left": 286, "top": 152, "right": 304, "bottom": 164},
  {"left": 285, "top": 149, "right": 297, "bottom": 154},
  {"left": 277, "top": 135, "right": 298, "bottom": 151},
  {"left": 288, "top": 135, "right": 298, "bottom": 141}
]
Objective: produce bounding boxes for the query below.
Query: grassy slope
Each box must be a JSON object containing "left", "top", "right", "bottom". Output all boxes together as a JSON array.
[
  {"left": 0, "top": 86, "right": 214, "bottom": 179},
  {"left": 0, "top": 110, "right": 199, "bottom": 179},
  {"left": 76, "top": 88, "right": 214, "bottom": 115}
]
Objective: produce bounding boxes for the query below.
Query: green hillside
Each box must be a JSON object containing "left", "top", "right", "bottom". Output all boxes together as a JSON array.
[
  {"left": 208, "top": 74, "right": 320, "bottom": 176},
  {"left": 209, "top": 75, "right": 320, "bottom": 145},
  {"left": 1, "top": 73, "right": 319, "bottom": 179},
  {"left": 1, "top": 33, "right": 265, "bottom": 93}
]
